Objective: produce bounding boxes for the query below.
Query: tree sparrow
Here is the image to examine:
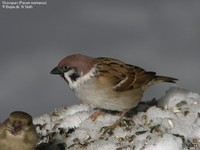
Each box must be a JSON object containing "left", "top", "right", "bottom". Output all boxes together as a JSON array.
[
  {"left": 0, "top": 111, "right": 38, "bottom": 150},
  {"left": 51, "top": 54, "right": 177, "bottom": 128}
]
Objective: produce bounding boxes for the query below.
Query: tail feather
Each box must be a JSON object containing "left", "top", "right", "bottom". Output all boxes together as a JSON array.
[
  {"left": 155, "top": 76, "right": 178, "bottom": 83},
  {"left": 144, "top": 75, "right": 178, "bottom": 89}
]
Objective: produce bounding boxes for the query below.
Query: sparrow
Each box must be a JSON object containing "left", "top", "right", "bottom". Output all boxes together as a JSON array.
[
  {"left": 51, "top": 54, "right": 177, "bottom": 129},
  {"left": 0, "top": 111, "right": 38, "bottom": 150}
]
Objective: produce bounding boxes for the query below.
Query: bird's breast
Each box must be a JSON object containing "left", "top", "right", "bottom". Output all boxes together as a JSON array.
[{"left": 73, "top": 78, "right": 143, "bottom": 111}]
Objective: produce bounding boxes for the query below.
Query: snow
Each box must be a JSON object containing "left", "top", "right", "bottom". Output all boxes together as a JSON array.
[
  {"left": 144, "top": 134, "right": 182, "bottom": 150},
  {"left": 34, "top": 87, "right": 200, "bottom": 150}
]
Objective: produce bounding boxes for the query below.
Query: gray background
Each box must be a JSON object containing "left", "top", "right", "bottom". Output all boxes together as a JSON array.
[{"left": 0, "top": 1, "right": 200, "bottom": 121}]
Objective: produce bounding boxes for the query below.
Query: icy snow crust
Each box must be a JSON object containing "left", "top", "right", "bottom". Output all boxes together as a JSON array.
[{"left": 34, "top": 87, "right": 200, "bottom": 150}]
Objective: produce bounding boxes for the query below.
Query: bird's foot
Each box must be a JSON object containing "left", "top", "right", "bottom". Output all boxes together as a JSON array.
[{"left": 100, "top": 110, "right": 128, "bottom": 135}]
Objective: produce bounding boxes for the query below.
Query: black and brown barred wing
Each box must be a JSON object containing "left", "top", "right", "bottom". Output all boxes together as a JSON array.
[{"left": 95, "top": 57, "right": 175, "bottom": 91}]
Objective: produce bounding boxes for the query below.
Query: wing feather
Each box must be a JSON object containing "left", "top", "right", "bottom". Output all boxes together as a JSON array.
[{"left": 95, "top": 58, "right": 156, "bottom": 91}]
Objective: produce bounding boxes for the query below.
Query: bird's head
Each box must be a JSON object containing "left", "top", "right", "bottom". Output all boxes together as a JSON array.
[
  {"left": 6, "top": 111, "right": 33, "bottom": 135},
  {"left": 50, "top": 54, "right": 96, "bottom": 89}
]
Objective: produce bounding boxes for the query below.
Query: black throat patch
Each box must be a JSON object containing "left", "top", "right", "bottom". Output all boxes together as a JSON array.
[{"left": 60, "top": 73, "right": 69, "bottom": 84}]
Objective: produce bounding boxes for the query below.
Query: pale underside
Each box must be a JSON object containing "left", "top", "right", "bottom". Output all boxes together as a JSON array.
[{"left": 75, "top": 77, "right": 144, "bottom": 111}]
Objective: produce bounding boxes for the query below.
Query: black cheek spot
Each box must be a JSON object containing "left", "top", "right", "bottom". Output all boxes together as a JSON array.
[{"left": 70, "top": 72, "right": 80, "bottom": 81}]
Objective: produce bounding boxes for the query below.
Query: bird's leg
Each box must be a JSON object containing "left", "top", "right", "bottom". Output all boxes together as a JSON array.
[
  {"left": 111, "top": 110, "right": 128, "bottom": 129},
  {"left": 110, "top": 109, "right": 128, "bottom": 129},
  {"left": 90, "top": 109, "right": 105, "bottom": 121},
  {"left": 100, "top": 109, "right": 128, "bottom": 134}
]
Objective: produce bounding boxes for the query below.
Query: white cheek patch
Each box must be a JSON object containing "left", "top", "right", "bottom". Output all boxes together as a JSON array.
[
  {"left": 64, "top": 70, "right": 75, "bottom": 89},
  {"left": 64, "top": 68, "right": 96, "bottom": 91}
]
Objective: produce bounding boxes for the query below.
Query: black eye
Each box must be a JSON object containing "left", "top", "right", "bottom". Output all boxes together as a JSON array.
[
  {"left": 63, "top": 66, "right": 72, "bottom": 72},
  {"left": 63, "top": 66, "right": 68, "bottom": 70}
]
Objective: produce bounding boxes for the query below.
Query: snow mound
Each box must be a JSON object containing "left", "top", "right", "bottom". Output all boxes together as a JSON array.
[{"left": 34, "top": 87, "right": 200, "bottom": 150}]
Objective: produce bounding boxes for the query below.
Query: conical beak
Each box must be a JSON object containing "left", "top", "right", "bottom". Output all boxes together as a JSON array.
[
  {"left": 50, "top": 67, "right": 61, "bottom": 75},
  {"left": 13, "top": 121, "right": 22, "bottom": 131}
]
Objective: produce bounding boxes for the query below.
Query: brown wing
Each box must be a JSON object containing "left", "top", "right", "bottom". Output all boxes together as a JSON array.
[{"left": 95, "top": 57, "right": 156, "bottom": 91}]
